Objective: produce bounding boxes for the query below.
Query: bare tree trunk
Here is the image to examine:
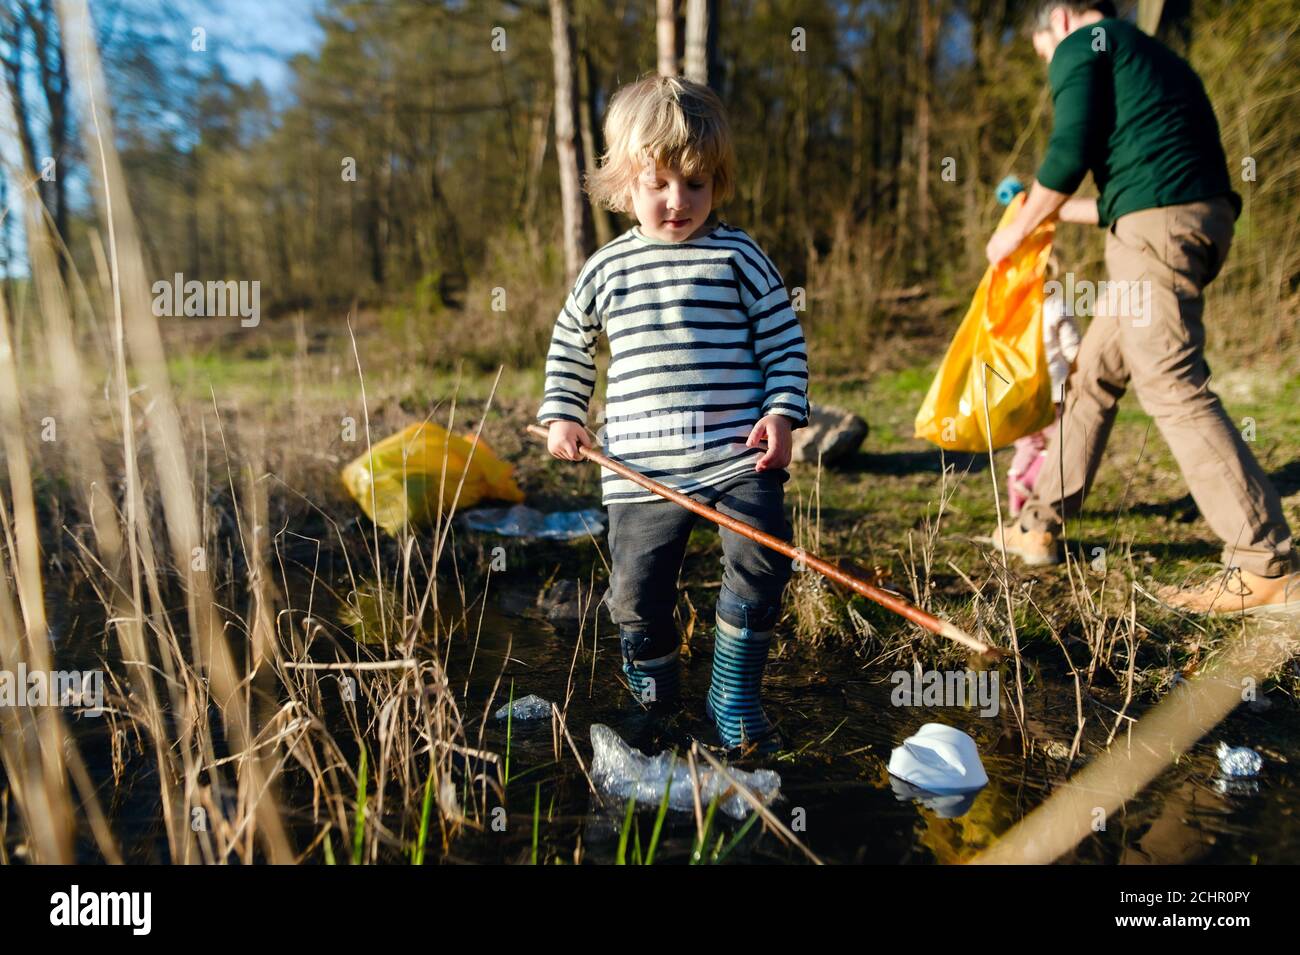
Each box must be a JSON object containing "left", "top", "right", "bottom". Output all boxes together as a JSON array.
[
  {"left": 32, "top": 0, "right": 69, "bottom": 270},
  {"left": 1138, "top": 0, "right": 1165, "bottom": 33},
  {"left": 429, "top": 160, "right": 467, "bottom": 303},
  {"left": 550, "top": 0, "right": 591, "bottom": 283},
  {"left": 683, "top": 0, "right": 709, "bottom": 85},
  {"left": 579, "top": 47, "right": 612, "bottom": 246},
  {"left": 790, "top": 58, "right": 810, "bottom": 251},
  {"left": 366, "top": 177, "right": 385, "bottom": 288},
  {"left": 0, "top": 10, "right": 41, "bottom": 197},
  {"left": 915, "top": 0, "right": 937, "bottom": 271},
  {"left": 188, "top": 148, "right": 202, "bottom": 276},
  {"left": 0, "top": 169, "right": 14, "bottom": 320},
  {"left": 657, "top": 0, "right": 678, "bottom": 77},
  {"left": 519, "top": 91, "right": 551, "bottom": 232},
  {"left": 848, "top": 67, "right": 862, "bottom": 211},
  {"left": 1139, "top": 0, "right": 1191, "bottom": 52}
]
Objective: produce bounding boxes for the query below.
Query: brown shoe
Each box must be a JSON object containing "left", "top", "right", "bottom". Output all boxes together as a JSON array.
[
  {"left": 982, "top": 521, "right": 1063, "bottom": 567},
  {"left": 1155, "top": 567, "right": 1300, "bottom": 616}
]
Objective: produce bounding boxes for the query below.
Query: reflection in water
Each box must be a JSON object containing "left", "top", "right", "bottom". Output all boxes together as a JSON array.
[
  {"left": 889, "top": 777, "right": 979, "bottom": 819},
  {"left": 476, "top": 585, "right": 1300, "bottom": 864},
  {"left": 973, "top": 627, "right": 1298, "bottom": 865},
  {"left": 1119, "top": 780, "right": 1228, "bottom": 865},
  {"left": 36, "top": 571, "right": 1300, "bottom": 864}
]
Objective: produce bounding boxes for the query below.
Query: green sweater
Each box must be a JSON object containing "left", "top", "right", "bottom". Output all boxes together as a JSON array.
[{"left": 1036, "top": 17, "right": 1240, "bottom": 227}]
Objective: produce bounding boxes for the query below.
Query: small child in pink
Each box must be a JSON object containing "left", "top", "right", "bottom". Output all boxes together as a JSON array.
[{"left": 1008, "top": 257, "right": 1081, "bottom": 516}]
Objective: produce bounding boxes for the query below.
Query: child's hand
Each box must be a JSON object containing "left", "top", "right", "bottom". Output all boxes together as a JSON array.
[
  {"left": 746, "top": 414, "right": 793, "bottom": 472},
  {"left": 546, "top": 420, "right": 594, "bottom": 462}
]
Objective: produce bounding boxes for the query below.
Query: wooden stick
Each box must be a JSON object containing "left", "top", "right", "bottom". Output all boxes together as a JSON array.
[
  {"left": 525, "top": 424, "right": 996, "bottom": 656},
  {"left": 281, "top": 660, "right": 415, "bottom": 671}
]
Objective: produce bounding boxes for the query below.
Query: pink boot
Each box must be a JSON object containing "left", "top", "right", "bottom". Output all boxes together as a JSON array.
[{"left": 1007, "top": 432, "right": 1046, "bottom": 517}]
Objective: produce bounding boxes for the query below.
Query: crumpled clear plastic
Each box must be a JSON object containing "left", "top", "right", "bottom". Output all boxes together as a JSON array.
[
  {"left": 589, "top": 724, "right": 780, "bottom": 821},
  {"left": 1216, "top": 742, "right": 1262, "bottom": 778},
  {"left": 461, "top": 504, "right": 606, "bottom": 540},
  {"left": 494, "top": 694, "right": 552, "bottom": 721}
]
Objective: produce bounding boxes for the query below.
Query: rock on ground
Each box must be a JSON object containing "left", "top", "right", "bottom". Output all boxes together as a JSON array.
[{"left": 791, "top": 403, "right": 869, "bottom": 465}]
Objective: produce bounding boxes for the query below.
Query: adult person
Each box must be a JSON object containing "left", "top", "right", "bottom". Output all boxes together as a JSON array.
[{"left": 982, "top": 1, "right": 1297, "bottom": 614}]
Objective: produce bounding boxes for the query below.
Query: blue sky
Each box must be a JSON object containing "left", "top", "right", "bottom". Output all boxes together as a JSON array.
[
  {"left": 1, "top": 0, "right": 328, "bottom": 277},
  {"left": 173, "top": 0, "right": 327, "bottom": 103}
]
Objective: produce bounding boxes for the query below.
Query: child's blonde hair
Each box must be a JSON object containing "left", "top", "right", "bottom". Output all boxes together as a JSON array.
[{"left": 585, "top": 74, "right": 736, "bottom": 214}]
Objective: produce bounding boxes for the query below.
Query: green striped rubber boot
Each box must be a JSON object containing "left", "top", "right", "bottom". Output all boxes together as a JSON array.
[
  {"left": 619, "top": 626, "right": 681, "bottom": 712},
  {"left": 705, "top": 588, "right": 780, "bottom": 752}
]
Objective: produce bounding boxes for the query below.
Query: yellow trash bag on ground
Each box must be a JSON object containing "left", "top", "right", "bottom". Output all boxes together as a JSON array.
[
  {"left": 914, "top": 194, "right": 1055, "bottom": 452},
  {"left": 341, "top": 423, "right": 525, "bottom": 533}
]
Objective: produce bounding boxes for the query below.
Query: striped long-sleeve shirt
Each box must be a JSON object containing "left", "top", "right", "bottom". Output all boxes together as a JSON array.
[{"left": 537, "top": 218, "right": 810, "bottom": 504}]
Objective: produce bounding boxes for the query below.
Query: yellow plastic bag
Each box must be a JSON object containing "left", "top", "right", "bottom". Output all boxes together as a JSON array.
[
  {"left": 914, "top": 194, "right": 1056, "bottom": 452},
  {"left": 341, "top": 423, "right": 525, "bottom": 534}
]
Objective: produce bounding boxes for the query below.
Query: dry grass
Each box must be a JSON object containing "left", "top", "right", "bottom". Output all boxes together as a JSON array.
[
  {"left": 3, "top": 0, "right": 1298, "bottom": 868},
  {"left": 0, "top": 1, "right": 497, "bottom": 865}
]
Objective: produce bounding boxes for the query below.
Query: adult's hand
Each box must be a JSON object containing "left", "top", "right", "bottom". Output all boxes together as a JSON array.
[
  {"left": 985, "top": 224, "right": 1026, "bottom": 267},
  {"left": 987, "top": 179, "right": 1075, "bottom": 266}
]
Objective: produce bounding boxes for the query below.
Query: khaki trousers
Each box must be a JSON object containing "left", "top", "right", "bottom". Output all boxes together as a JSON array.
[{"left": 1021, "top": 196, "right": 1295, "bottom": 577}]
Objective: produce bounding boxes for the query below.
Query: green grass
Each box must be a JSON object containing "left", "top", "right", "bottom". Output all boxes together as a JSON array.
[
  {"left": 412, "top": 770, "right": 435, "bottom": 865},
  {"left": 352, "top": 747, "right": 369, "bottom": 865},
  {"left": 154, "top": 307, "right": 1298, "bottom": 672},
  {"left": 531, "top": 782, "right": 541, "bottom": 865},
  {"left": 792, "top": 353, "right": 1300, "bottom": 583},
  {"left": 504, "top": 679, "right": 514, "bottom": 786}
]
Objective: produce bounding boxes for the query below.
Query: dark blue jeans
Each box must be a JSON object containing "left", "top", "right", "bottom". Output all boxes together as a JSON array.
[{"left": 604, "top": 468, "right": 794, "bottom": 663}]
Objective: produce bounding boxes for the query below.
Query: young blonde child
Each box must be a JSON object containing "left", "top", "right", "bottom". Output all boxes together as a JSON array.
[
  {"left": 537, "top": 75, "right": 809, "bottom": 752},
  {"left": 1007, "top": 253, "right": 1082, "bottom": 516}
]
